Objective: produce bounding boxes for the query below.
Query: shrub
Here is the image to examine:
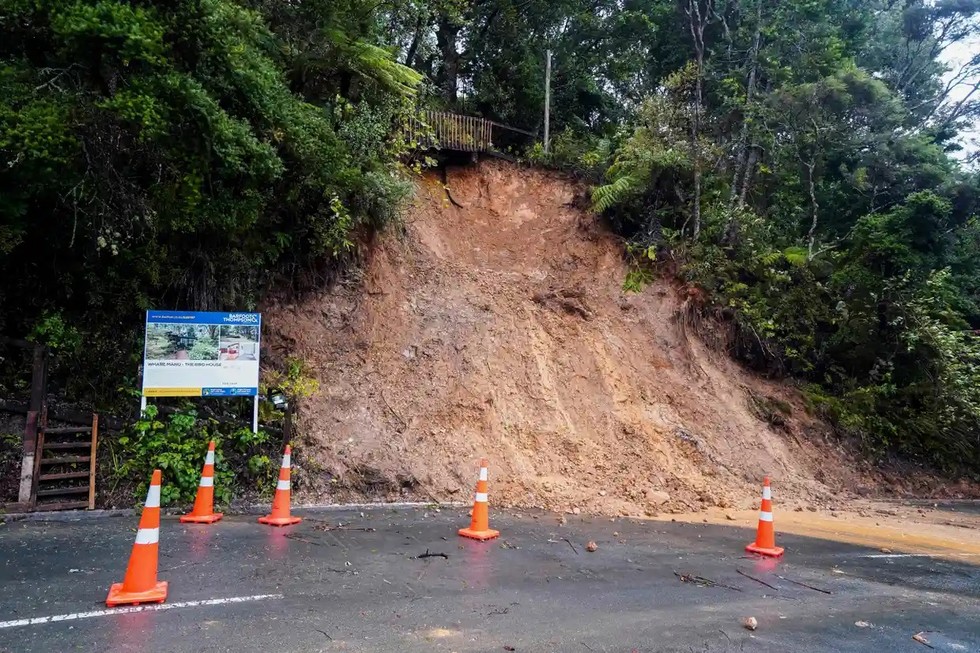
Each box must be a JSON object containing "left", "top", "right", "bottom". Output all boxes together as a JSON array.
[{"left": 115, "top": 405, "right": 277, "bottom": 506}]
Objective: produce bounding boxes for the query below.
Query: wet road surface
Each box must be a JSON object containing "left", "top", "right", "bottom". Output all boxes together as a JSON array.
[{"left": 0, "top": 507, "right": 978, "bottom": 652}]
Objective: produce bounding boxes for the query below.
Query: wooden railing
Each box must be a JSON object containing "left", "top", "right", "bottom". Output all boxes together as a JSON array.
[{"left": 405, "top": 111, "right": 535, "bottom": 154}]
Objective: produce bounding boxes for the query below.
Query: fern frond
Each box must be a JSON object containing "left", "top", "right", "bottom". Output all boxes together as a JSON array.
[
  {"left": 758, "top": 251, "right": 782, "bottom": 266},
  {"left": 783, "top": 246, "right": 808, "bottom": 267},
  {"left": 591, "top": 175, "right": 638, "bottom": 213},
  {"left": 325, "top": 29, "right": 421, "bottom": 97}
]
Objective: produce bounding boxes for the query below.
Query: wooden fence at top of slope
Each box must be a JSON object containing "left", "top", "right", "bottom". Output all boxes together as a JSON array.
[{"left": 404, "top": 111, "right": 536, "bottom": 154}]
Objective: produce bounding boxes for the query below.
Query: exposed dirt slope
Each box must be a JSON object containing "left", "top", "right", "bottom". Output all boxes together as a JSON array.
[{"left": 264, "top": 160, "right": 922, "bottom": 515}]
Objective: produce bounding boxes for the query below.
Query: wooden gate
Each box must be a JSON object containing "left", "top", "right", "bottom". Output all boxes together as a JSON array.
[{"left": 0, "top": 336, "right": 100, "bottom": 511}]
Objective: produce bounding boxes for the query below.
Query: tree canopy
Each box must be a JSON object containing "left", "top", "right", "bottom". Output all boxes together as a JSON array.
[{"left": 1, "top": 0, "right": 419, "bottom": 396}]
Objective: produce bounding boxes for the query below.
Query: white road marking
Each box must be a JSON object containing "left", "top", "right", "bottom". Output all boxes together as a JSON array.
[
  {"left": 861, "top": 553, "right": 980, "bottom": 559},
  {"left": 0, "top": 593, "right": 283, "bottom": 630}
]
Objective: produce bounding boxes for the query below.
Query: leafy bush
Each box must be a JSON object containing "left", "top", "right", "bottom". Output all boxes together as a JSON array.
[
  {"left": 29, "top": 312, "right": 82, "bottom": 354},
  {"left": 262, "top": 357, "right": 320, "bottom": 402},
  {"left": 673, "top": 196, "right": 980, "bottom": 471},
  {"left": 115, "top": 405, "right": 276, "bottom": 506},
  {"left": 526, "top": 129, "right": 614, "bottom": 180}
]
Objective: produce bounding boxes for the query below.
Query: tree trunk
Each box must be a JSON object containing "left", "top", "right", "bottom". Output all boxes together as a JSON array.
[
  {"left": 436, "top": 15, "right": 461, "bottom": 103},
  {"left": 686, "top": 0, "right": 710, "bottom": 240},
  {"left": 739, "top": 146, "right": 758, "bottom": 206},
  {"left": 404, "top": 14, "right": 425, "bottom": 68},
  {"left": 805, "top": 158, "right": 819, "bottom": 261},
  {"left": 729, "top": 0, "right": 763, "bottom": 212}
]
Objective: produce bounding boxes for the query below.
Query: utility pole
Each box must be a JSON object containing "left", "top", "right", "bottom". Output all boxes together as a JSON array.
[{"left": 544, "top": 49, "right": 552, "bottom": 153}]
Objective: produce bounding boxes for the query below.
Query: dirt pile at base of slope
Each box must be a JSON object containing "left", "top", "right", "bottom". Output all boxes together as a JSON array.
[{"left": 263, "top": 159, "right": 973, "bottom": 515}]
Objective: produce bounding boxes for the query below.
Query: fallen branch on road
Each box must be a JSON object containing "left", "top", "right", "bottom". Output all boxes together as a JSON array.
[
  {"left": 736, "top": 568, "right": 779, "bottom": 590},
  {"left": 776, "top": 575, "right": 831, "bottom": 594},
  {"left": 674, "top": 572, "right": 742, "bottom": 592},
  {"left": 307, "top": 518, "right": 377, "bottom": 532}
]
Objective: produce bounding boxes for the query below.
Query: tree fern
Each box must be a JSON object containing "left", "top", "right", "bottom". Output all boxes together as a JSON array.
[
  {"left": 325, "top": 29, "right": 421, "bottom": 97},
  {"left": 592, "top": 175, "right": 639, "bottom": 213}
]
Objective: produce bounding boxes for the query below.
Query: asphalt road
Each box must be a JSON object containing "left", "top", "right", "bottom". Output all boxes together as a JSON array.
[{"left": 0, "top": 506, "right": 977, "bottom": 652}]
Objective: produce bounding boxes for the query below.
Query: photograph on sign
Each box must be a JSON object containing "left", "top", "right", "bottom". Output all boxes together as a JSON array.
[
  {"left": 142, "top": 311, "right": 261, "bottom": 397},
  {"left": 218, "top": 325, "right": 259, "bottom": 361}
]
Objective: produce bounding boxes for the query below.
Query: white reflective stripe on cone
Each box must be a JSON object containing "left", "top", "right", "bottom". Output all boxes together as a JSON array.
[
  {"left": 134, "top": 528, "right": 159, "bottom": 545},
  {"left": 762, "top": 487, "right": 772, "bottom": 500},
  {"left": 759, "top": 511, "right": 773, "bottom": 522},
  {"left": 475, "top": 492, "right": 488, "bottom": 503},
  {"left": 282, "top": 454, "right": 291, "bottom": 469},
  {"left": 479, "top": 468, "right": 488, "bottom": 481},
  {"left": 199, "top": 476, "right": 214, "bottom": 487},
  {"left": 205, "top": 451, "right": 215, "bottom": 465},
  {"left": 276, "top": 480, "right": 291, "bottom": 491},
  {"left": 144, "top": 484, "right": 161, "bottom": 509}
]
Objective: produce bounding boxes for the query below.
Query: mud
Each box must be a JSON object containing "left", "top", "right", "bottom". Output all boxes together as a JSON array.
[{"left": 263, "top": 160, "right": 976, "bottom": 515}]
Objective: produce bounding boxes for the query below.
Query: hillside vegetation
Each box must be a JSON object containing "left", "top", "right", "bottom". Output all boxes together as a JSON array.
[{"left": 2, "top": 0, "right": 980, "bottom": 488}]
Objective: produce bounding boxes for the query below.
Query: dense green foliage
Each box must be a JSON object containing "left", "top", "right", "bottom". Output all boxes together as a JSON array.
[
  {"left": 0, "top": 0, "right": 420, "bottom": 399},
  {"left": 116, "top": 405, "right": 276, "bottom": 506},
  {"left": 574, "top": 0, "right": 980, "bottom": 470},
  {"left": 3, "top": 0, "right": 980, "bottom": 476}
]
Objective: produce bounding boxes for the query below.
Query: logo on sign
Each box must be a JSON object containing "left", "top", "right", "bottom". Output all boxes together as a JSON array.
[{"left": 224, "top": 313, "right": 259, "bottom": 324}]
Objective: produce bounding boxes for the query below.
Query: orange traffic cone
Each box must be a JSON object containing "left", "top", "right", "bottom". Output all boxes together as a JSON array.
[
  {"left": 745, "top": 476, "right": 784, "bottom": 557},
  {"left": 459, "top": 458, "right": 499, "bottom": 541},
  {"left": 106, "top": 469, "right": 168, "bottom": 606},
  {"left": 259, "top": 445, "right": 301, "bottom": 527},
  {"left": 180, "top": 441, "right": 223, "bottom": 524}
]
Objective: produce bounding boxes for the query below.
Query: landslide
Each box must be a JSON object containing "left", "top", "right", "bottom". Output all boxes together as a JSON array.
[{"left": 264, "top": 160, "right": 936, "bottom": 515}]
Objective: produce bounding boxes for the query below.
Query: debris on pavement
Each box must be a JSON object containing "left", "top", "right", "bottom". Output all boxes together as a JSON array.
[
  {"left": 742, "top": 616, "right": 758, "bottom": 631},
  {"left": 736, "top": 568, "right": 778, "bottom": 590},
  {"left": 854, "top": 621, "right": 873, "bottom": 628},
  {"left": 309, "top": 519, "right": 377, "bottom": 533},
  {"left": 777, "top": 575, "right": 832, "bottom": 594},
  {"left": 911, "top": 632, "right": 935, "bottom": 648},
  {"left": 416, "top": 549, "right": 449, "bottom": 560},
  {"left": 586, "top": 540, "right": 598, "bottom": 552},
  {"left": 674, "top": 572, "right": 742, "bottom": 592},
  {"left": 283, "top": 533, "right": 321, "bottom": 545}
]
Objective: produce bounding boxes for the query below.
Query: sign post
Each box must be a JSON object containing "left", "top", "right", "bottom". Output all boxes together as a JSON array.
[{"left": 141, "top": 311, "right": 262, "bottom": 432}]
